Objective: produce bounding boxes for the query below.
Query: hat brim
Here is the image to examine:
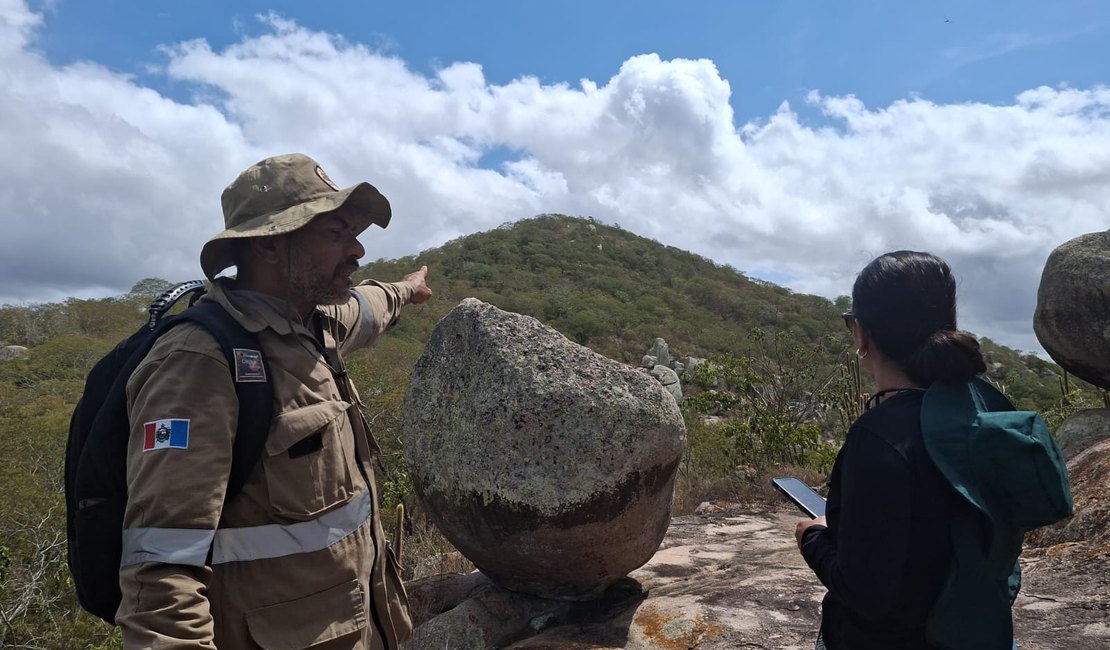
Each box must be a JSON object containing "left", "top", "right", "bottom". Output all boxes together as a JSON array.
[{"left": 200, "top": 181, "right": 391, "bottom": 279}]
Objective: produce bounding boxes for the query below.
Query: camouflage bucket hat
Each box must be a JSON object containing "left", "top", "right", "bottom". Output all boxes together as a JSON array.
[{"left": 200, "top": 153, "right": 391, "bottom": 279}]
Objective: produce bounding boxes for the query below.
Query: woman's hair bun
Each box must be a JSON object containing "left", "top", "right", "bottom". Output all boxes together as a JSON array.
[{"left": 901, "top": 329, "right": 986, "bottom": 385}]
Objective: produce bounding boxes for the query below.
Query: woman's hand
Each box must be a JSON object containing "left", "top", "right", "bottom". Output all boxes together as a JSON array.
[{"left": 795, "top": 515, "right": 828, "bottom": 551}]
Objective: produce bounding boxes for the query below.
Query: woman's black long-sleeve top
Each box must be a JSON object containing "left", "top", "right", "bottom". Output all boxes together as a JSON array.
[{"left": 800, "top": 390, "right": 959, "bottom": 649}]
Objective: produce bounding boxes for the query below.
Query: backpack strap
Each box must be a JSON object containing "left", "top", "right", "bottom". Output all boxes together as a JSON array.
[{"left": 173, "top": 301, "right": 273, "bottom": 501}]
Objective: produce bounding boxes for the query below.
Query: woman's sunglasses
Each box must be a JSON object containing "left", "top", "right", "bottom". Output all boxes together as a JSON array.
[{"left": 841, "top": 311, "right": 856, "bottom": 330}]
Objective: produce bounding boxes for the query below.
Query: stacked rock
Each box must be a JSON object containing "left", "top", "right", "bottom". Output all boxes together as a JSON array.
[
  {"left": 401, "top": 299, "right": 687, "bottom": 600},
  {"left": 639, "top": 337, "right": 706, "bottom": 401}
]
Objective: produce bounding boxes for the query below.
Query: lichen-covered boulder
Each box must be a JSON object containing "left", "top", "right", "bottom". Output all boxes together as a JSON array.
[
  {"left": 1054, "top": 409, "right": 1110, "bottom": 461},
  {"left": 1034, "top": 232, "right": 1110, "bottom": 389},
  {"left": 401, "top": 299, "right": 686, "bottom": 600}
]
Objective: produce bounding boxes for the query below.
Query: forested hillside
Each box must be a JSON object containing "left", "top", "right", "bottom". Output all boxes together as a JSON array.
[
  {"left": 362, "top": 214, "right": 845, "bottom": 361},
  {"left": 0, "top": 214, "right": 1099, "bottom": 647},
  {"left": 355, "top": 214, "right": 1082, "bottom": 411}
]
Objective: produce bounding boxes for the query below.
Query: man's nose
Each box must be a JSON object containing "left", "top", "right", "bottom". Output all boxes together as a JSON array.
[{"left": 349, "top": 237, "right": 365, "bottom": 260}]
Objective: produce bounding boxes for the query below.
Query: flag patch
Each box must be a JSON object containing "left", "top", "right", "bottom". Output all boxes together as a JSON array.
[{"left": 143, "top": 419, "right": 190, "bottom": 451}]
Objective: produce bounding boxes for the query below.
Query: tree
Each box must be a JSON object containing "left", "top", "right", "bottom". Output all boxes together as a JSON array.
[
  {"left": 127, "top": 278, "right": 176, "bottom": 302},
  {"left": 685, "top": 328, "right": 848, "bottom": 472}
]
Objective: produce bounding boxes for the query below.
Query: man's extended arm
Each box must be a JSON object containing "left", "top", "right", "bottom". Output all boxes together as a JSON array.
[{"left": 333, "top": 266, "right": 432, "bottom": 354}]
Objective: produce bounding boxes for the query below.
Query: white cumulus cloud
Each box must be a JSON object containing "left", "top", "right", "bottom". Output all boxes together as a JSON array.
[{"left": 1, "top": 1, "right": 1107, "bottom": 355}]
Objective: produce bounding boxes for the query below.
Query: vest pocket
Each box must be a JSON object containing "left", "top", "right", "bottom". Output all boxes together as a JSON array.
[
  {"left": 263, "top": 401, "right": 356, "bottom": 520},
  {"left": 245, "top": 579, "right": 366, "bottom": 649}
]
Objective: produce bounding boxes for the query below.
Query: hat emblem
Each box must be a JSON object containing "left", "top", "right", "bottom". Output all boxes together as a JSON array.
[{"left": 315, "top": 166, "right": 340, "bottom": 191}]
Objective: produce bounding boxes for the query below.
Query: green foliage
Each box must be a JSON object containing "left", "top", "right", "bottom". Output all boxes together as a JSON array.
[
  {"left": 378, "top": 463, "right": 412, "bottom": 514},
  {"left": 683, "top": 328, "right": 848, "bottom": 475},
  {"left": 0, "top": 386, "right": 118, "bottom": 647},
  {"left": 679, "top": 416, "right": 736, "bottom": 479},
  {"left": 1041, "top": 372, "right": 1110, "bottom": 432},
  {"left": 127, "top": 277, "right": 176, "bottom": 303},
  {"left": 0, "top": 302, "right": 138, "bottom": 647}
]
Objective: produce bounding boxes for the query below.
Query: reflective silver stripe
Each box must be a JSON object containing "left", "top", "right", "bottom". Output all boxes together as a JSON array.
[
  {"left": 210, "top": 489, "right": 373, "bottom": 565},
  {"left": 354, "top": 289, "right": 376, "bottom": 335},
  {"left": 120, "top": 527, "right": 215, "bottom": 568}
]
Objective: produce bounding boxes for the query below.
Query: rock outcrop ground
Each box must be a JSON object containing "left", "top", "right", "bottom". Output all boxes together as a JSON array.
[{"left": 406, "top": 503, "right": 1110, "bottom": 649}]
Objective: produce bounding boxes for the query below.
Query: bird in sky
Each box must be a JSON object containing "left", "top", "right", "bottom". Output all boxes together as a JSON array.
[{"left": 944, "top": 16, "right": 952, "bottom": 23}]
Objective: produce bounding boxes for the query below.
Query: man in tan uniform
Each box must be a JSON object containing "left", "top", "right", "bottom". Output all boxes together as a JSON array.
[{"left": 118, "top": 154, "right": 430, "bottom": 649}]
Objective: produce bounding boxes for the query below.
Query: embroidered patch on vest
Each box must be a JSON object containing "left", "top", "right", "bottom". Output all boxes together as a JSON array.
[
  {"left": 143, "top": 419, "right": 190, "bottom": 451},
  {"left": 233, "top": 348, "right": 267, "bottom": 383}
]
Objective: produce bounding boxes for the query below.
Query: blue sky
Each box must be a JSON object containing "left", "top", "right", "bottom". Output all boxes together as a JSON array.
[
  {"left": 4, "top": 0, "right": 1110, "bottom": 354},
  {"left": 32, "top": 1, "right": 1107, "bottom": 123}
]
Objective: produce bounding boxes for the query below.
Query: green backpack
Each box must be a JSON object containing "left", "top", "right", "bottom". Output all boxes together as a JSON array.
[{"left": 921, "top": 378, "right": 1073, "bottom": 650}]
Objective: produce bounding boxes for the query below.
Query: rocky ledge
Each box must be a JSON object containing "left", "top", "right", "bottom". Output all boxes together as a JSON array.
[{"left": 404, "top": 503, "right": 1109, "bottom": 649}]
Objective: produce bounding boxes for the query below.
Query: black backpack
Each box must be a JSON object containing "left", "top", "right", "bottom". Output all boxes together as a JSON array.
[{"left": 64, "top": 281, "right": 273, "bottom": 624}]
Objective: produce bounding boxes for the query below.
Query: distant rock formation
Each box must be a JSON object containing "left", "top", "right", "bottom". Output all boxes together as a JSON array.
[
  {"left": 0, "top": 345, "right": 27, "bottom": 361},
  {"left": 639, "top": 337, "right": 706, "bottom": 398},
  {"left": 647, "top": 338, "right": 672, "bottom": 368},
  {"left": 1034, "top": 231, "right": 1110, "bottom": 389},
  {"left": 401, "top": 299, "right": 686, "bottom": 600},
  {"left": 650, "top": 365, "right": 682, "bottom": 401},
  {"left": 679, "top": 355, "right": 705, "bottom": 380}
]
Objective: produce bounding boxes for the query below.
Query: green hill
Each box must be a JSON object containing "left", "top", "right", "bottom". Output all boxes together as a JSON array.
[{"left": 358, "top": 213, "right": 846, "bottom": 363}]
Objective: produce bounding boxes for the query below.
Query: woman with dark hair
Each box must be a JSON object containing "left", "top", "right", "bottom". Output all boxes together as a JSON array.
[{"left": 794, "top": 251, "right": 987, "bottom": 649}]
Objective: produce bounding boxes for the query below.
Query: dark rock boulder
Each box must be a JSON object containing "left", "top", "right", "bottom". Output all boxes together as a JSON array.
[
  {"left": 401, "top": 299, "right": 686, "bottom": 600},
  {"left": 1034, "top": 231, "right": 1110, "bottom": 389},
  {"left": 1054, "top": 409, "right": 1110, "bottom": 462}
]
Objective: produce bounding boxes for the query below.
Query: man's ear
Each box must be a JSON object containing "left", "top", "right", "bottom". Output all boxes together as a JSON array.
[{"left": 248, "top": 235, "right": 286, "bottom": 267}]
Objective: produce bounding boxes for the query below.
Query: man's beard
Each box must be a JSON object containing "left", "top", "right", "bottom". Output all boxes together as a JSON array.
[{"left": 288, "top": 256, "right": 358, "bottom": 306}]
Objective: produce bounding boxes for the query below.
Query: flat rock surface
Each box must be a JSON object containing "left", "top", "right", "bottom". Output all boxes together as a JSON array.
[{"left": 406, "top": 504, "right": 1109, "bottom": 649}]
